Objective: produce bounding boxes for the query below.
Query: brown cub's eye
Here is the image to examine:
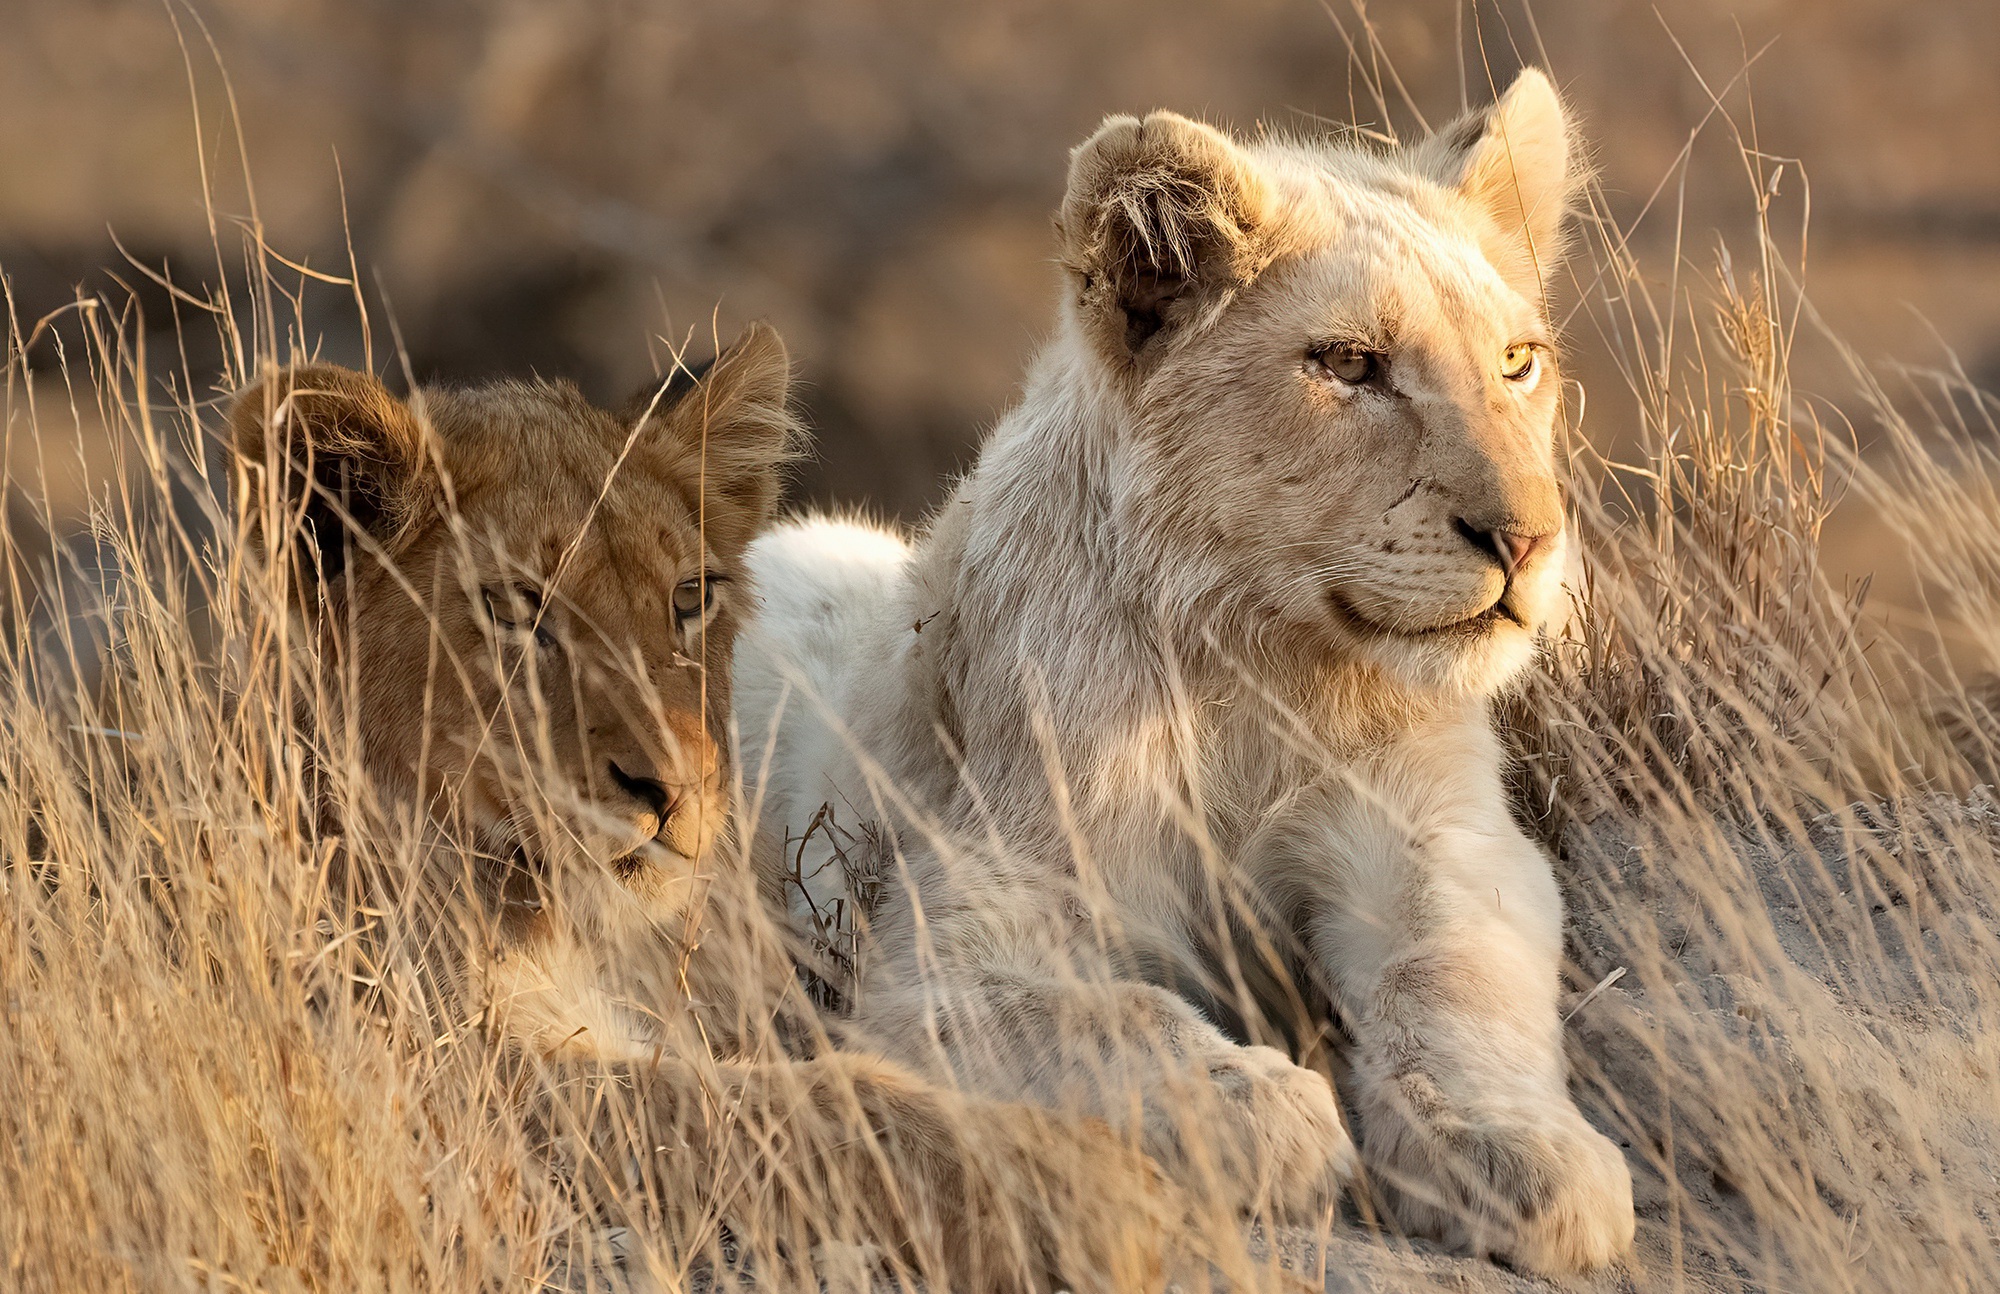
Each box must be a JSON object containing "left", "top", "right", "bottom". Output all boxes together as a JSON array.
[
  {"left": 482, "top": 584, "right": 554, "bottom": 648},
  {"left": 1501, "top": 343, "right": 1541, "bottom": 382},
  {"left": 673, "top": 574, "right": 726, "bottom": 631},
  {"left": 1310, "top": 343, "right": 1381, "bottom": 386}
]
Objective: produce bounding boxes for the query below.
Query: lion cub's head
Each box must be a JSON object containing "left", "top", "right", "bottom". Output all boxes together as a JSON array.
[
  {"left": 230, "top": 325, "right": 793, "bottom": 927},
  {"left": 1057, "top": 69, "right": 1578, "bottom": 696}
]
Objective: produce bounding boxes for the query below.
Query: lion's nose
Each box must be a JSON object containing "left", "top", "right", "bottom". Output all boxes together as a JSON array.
[
  {"left": 1453, "top": 518, "right": 1550, "bottom": 578},
  {"left": 607, "top": 758, "right": 675, "bottom": 828}
]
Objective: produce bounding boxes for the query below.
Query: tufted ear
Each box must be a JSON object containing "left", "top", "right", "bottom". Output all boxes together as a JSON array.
[
  {"left": 630, "top": 321, "right": 799, "bottom": 555},
  {"left": 1058, "top": 110, "right": 1274, "bottom": 366},
  {"left": 230, "top": 363, "right": 436, "bottom": 608},
  {"left": 1412, "top": 67, "right": 1578, "bottom": 306}
]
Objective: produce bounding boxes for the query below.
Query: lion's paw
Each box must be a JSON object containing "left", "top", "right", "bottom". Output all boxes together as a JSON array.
[
  {"left": 1186, "top": 1044, "right": 1358, "bottom": 1221},
  {"left": 1369, "top": 1099, "right": 1635, "bottom": 1275}
]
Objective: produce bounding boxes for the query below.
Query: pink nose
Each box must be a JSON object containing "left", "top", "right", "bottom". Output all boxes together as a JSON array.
[
  {"left": 1454, "top": 519, "right": 1551, "bottom": 578},
  {"left": 1491, "top": 530, "right": 1543, "bottom": 577}
]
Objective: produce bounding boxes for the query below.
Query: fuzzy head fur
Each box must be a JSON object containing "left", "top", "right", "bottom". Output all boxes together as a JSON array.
[
  {"left": 1055, "top": 69, "right": 1579, "bottom": 697},
  {"left": 230, "top": 325, "right": 795, "bottom": 953}
]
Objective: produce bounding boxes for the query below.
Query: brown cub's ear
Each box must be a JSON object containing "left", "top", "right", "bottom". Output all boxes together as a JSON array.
[
  {"left": 1411, "top": 67, "right": 1578, "bottom": 307},
  {"left": 1059, "top": 111, "right": 1273, "bottom": 365},
  {"left": 229, "top": 363, "right": 435, "bottom": 604},
  {"left": 632, "top": 321, "right": 798, "bottom": 554}
]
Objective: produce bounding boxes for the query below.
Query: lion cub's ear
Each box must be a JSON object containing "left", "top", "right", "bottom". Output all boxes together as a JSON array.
[
  {"left": 633, "top": 321, "right": 798, "bottom": 554},
  {"left": 229, "top": 363, "right": 436, "bottom": 605},
  {"left": 1413, "top": 67, "right": 1578, "bottom": 307},
  {"left": 1059, "top": 111, "right": 1273, "bottom": 366}
]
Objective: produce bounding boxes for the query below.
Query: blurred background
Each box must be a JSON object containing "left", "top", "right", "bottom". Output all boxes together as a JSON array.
[{"left": 3, "top": 0, "right": 1996, "bottom": 650}]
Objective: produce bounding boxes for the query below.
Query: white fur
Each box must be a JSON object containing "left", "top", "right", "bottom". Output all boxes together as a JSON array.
[
  {"left": 736, "top": 70, "right": 1634, "bottom": 1272},
  {"left": 736, "top": 515, "right": 913, "bottom": 921}
]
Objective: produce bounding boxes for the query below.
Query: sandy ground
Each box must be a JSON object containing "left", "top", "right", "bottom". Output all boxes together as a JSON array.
[{"left": 1246, "top": 793, "right": 2000, "bottom": 1292}]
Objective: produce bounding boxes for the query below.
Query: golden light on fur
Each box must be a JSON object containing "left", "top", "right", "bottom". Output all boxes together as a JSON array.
[{"left": 4, "top": 35, "right": 2000, "bottom": 1294}]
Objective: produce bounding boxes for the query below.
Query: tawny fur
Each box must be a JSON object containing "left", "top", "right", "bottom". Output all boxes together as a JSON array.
[
  {"left": 737, "top": 69, "right": 1637, "bottom": 1274},
  {"left": 228, "top": 327, "right": 1177, "bottom": 1293}
]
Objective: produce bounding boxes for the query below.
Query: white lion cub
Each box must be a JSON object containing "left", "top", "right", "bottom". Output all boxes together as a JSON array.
[{"left": 736, "top": 68, "right": 1636, "bottom": 1273}]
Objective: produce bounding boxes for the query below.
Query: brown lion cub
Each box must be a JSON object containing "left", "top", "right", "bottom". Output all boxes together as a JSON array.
[{"left": 227, "top": 324, "right": 1174, "bottom": 1292}]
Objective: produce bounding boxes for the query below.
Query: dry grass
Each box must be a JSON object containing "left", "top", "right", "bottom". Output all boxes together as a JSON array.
[
  {"left": 1492, "top": 112, "right": 2000, "bottom": 1291},
  {"left": 1, "top": 264, "right": 568, "bottom": 1290},
  {"left": 5, "top": 30, "right": 2000, "bottom": 1294}
]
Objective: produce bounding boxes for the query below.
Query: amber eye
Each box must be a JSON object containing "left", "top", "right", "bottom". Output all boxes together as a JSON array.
[
  {"left": 673, "top": 574, "right": 725, "bottom": 631},
  {"left": 1501, "top": 343, "right": 1541, "bottom": 382},
  {"left": 1311, "top": 343, "right": 1381, "bottom": 386},
  {"left": 482, "top": 585, "right": 554, "bottom": 649}
]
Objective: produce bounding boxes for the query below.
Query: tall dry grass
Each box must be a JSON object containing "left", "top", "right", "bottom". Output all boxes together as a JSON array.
[
  {"left": 0, "top": 226, "right": 576, "bottom": 1289},
  {"left": 4, "top": 31, "right": 2000, "bottom": 1294},
  {"left": 1495, "top": 106, "right": 2000, "bottom": 1291}
]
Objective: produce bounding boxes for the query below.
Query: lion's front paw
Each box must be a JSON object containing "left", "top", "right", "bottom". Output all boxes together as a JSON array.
[
  {"left": 1176, "top": 1044, "right": 1358, "bottom": 1221},
  {"left": 1368, "top": 1098, "right": 1634, "bottom": 1275}
]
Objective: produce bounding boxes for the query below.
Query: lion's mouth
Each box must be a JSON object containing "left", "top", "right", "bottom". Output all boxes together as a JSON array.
[
  {"left": 1329, "top": 591, "right": 1528, "bottom": 639},
  {"left": 1421, "top": 599, "right": 1529, "bottom": 635},
  {"left": 609, "top": 848, "right": 653, "bottom": 879},
  {"left": 488, "top": 842, "right": 545, "bottom": 913},
  {"left": 483, "top": 836, "right": 684, "bottom": 912}
]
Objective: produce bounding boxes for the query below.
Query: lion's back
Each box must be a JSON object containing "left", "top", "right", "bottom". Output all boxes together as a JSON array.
[{"left": 736, "top": 515, "right": 912, "bottom": 915}]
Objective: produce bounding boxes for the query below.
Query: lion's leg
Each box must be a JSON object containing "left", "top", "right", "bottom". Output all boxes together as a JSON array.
[
  {"left": 1301, "top": 809, "right": 1635, "bottom": 1274},
  {"left": 858, "top": 966, "right": 1356, "bottom": 1222},
  {"left": 596, "top": 1051, "right": 1178, "bottom": 1293}
]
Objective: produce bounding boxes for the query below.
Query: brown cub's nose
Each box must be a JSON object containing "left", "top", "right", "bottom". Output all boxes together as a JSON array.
[
  {"left": 1453, "top": 518, "right": 1549, "bottom": 579},
  {"left": 607, "top": 758, "right": 675, "bottom": 828}
]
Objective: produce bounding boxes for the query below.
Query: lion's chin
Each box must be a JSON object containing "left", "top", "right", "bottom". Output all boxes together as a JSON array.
[
  {"left": 1327, "top": 592, "right": 1543, "bottom": 696},
  {"left": 1377, "top": 629, "right": 1537, "bottom": 698},
  {"left": 609, "top": 840, "right": 704, "bottom": 879}
]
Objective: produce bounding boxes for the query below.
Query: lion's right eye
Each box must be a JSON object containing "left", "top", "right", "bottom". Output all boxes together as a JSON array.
[
  {"left": 482, "top": 585, "right": 552, "bottom": 648},
  {"left": 1309, "top": 343, "right": 1382, "bottom": 387}
]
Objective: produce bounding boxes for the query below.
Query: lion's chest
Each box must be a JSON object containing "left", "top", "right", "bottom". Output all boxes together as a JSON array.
[{"left": 1073, "top": 706, "right": 1345, "bottom": 952}]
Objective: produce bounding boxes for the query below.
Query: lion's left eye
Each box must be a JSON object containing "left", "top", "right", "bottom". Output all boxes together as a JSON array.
[
  {"left": 672, "top": 574, "right": 725, "bottom": 629},
  {"left": 1501, "top": 343, "right": 1541, "bottom": 382}
]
